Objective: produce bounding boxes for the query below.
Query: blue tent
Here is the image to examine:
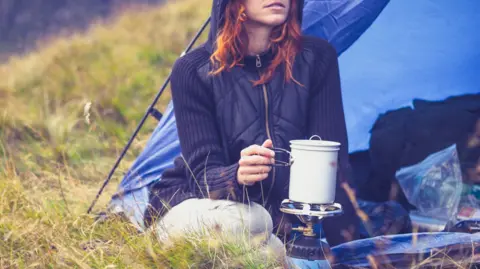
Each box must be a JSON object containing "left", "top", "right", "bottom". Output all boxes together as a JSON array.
[
  {"left": 109, "top": 0, "right": 480, "bottom": 266},
  {"left": 337, "top": 0, "right": 480, "bottom": 152}
]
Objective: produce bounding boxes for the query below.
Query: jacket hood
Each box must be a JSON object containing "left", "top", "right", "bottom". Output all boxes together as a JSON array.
[{"left": 205, "top": 0, "right": 304, "bottom": 53}]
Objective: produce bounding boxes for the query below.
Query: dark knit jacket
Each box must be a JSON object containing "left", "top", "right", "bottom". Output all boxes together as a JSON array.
[{"left": 145, "top": 0, "right": 361, "bottom": 246}]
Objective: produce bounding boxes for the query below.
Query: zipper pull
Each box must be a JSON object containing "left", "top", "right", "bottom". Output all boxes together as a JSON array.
[{"left": 256, "top": 55, "right": 262, "bottom": 68}]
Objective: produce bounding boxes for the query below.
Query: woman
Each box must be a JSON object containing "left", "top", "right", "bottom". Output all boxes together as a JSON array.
[{"left": 145, "top": 0, "right": 361, "bottom": 251}]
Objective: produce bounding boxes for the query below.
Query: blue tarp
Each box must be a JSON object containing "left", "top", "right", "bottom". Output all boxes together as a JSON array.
[
  {"left": 289, "top": 232, "right": 480, "bottom": 268},
  {"left": 332, "top": 232, "right": 480, "bottom": 267},
  {"left": 109, "top": 1, "right": 480, "bottom": 266}
]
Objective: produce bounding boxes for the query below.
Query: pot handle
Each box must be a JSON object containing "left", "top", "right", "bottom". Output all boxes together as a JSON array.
[
  {"left": 270, "top": 147, "right": 295, "bottom": 167},
  {"left": 309, "top": 135, "right": 322, "bottom": 140}
]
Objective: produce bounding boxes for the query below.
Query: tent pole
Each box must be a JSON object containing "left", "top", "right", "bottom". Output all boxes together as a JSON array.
[{"left": 87, "top": 17, "right": 211, "bottom": 214}]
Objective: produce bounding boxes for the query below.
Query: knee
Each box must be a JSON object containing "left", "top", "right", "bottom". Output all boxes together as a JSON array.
[
  {"left": 248, "top": 203, "right": 274, "bottom": 235},
  {"left": 231, "top": 202, "right": 273, "bottom": 236}
]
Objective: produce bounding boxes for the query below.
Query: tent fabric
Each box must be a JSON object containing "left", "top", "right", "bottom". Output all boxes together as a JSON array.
[
  {"left": 109, "top": 102, "right": 179, "bottom": 229},
  {"left": 329, "top": 232, "right": 480, "bottom": 268},
  {"left": 108, "top": 185, "right": 150, "bottom": 230},
  {"left": 339, "top": 0, "right": 480, "bottom": 152},
  {"left": 112, "top": 101, "right": 178, "bottom": 197},
  {"left": 302, "top": 0, "right": 389, "bottom": 56}
]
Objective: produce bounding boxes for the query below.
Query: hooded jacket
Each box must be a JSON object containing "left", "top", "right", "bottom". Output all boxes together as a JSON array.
[{"left": 146, "top": 0, "right": 359, "bottom": 245}]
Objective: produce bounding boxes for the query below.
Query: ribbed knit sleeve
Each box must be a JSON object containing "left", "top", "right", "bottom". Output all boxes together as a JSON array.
[
  {"left": 170, "top": 52, "right": 243, "bottom": 201},
  {"left": 307, "top": 41, "right": 352, "bottom": 184}
]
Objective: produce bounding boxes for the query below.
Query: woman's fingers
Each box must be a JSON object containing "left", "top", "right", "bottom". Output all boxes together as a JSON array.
[
  {"left": 238, "top": 165, "right": 272, "bottom": 175},
  {"left": 262, "top": 139, "right": 273, "bottom": 149},
  {"left": 239, "top": 155, "right": 274, "bottom": 166},
  {"left": 237, "top": 140, "right": 276, "bottom": 186},
  {"left": 241, "top": 144, "right": 275, "bottom": 158},
  {"left": 240, "top": 173, "right": 269, "bottom": 185},
  {"left": 237, "top": 163, "right": 272, "bottom": 185}
]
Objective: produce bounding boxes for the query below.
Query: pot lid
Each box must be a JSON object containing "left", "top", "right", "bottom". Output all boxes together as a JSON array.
[{"left": 290, "top": 139, "right": 341, "bottom": 148}]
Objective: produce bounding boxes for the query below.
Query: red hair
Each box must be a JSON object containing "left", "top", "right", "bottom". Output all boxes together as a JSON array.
[{"left": 210, "top": 0, "right": 302, "bottom": 86}]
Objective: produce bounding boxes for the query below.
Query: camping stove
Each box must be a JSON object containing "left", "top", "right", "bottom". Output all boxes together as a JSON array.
[{"left": 280, "top": 199, "right": 343, "bottom": 268}]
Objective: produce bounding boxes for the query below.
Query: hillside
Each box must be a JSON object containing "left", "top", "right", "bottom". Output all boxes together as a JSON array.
[
  {"left": 0, "top": 0, "right": 164, "bottom": 61},
  {"left": 0, "top": 0, "right": 282, "bottom": 267}
]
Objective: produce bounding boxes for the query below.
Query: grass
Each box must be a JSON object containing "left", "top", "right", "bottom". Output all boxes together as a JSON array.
[{"left": 0, "top": 0, "right": 282, "bottom": 267}]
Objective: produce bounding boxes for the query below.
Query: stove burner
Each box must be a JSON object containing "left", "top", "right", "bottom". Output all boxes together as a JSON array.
[
  {"left": 280, "top": 199, "right": 344, "bottom": 265},
  {"left": 280, "top": 199, "right": 343, "bottom": 219}
]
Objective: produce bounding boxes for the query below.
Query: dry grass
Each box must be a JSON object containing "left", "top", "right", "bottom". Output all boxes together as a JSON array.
[
  {"left": 0, "top": 0, "right": 281, "bottom": 267},
  {"left": 0, "top": 163, "right": 282, "bottom": 268}
]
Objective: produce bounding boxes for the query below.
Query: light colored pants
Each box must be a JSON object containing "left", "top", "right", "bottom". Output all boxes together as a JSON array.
[{"left": 153, "top": 198, "right": 285, "bottom": 255}]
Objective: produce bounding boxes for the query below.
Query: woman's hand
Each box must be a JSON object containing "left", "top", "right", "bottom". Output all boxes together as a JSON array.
[{"left": 237, "top": 139, "right": 275, "bottom": 186}]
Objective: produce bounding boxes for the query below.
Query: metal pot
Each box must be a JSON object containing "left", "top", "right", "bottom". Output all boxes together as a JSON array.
[{"left": 275, "top": 136, "right": 341, "bottom": 205}]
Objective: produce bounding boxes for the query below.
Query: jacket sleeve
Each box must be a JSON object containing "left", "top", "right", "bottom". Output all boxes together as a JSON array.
[
  {"left": 307, "top": 43, "right": 352, "bottom": 185},
  {"left": 170, "top": 56, "right": 243, "bottom": 201}
]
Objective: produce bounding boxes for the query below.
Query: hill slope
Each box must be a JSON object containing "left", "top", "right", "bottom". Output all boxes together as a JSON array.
[{"left": 0, "top": 0, "right": 164, "bottom": 61}]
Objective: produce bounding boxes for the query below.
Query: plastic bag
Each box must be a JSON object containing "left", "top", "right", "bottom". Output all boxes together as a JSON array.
[{"left": 395, "top": 144, "right": 463, "bottom": 221}]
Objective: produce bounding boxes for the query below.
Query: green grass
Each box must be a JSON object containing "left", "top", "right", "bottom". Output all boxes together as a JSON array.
[{"left": 0, "top": 0, "right": 283, "bottom": 267}]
